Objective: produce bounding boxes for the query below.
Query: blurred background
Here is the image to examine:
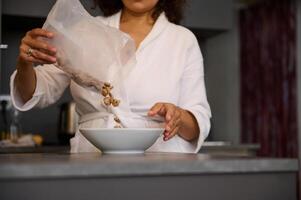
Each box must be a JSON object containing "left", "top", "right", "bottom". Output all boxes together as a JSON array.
[{"left": 0, "top": 0, "right": 299, "bottom": 158}]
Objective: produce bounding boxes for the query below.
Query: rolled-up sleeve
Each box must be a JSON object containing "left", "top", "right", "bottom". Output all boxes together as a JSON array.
[
  {"left": 10, "top": 64, "right": 71, "bottom": 111},
  {"left": 178, "top": 34, "right": 212, "bottom": 153}
]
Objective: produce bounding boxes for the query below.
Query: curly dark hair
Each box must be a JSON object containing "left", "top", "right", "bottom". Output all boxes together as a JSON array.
[{"left": 94, "top": 0, "right": 186, "bottom": 24}]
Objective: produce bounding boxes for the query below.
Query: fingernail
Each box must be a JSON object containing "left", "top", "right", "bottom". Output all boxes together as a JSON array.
[
  {"left": 51, "top": 57, "right": 57, "bottom": 62},
  {"left": 149, "top": 112, "right": 155, "bottom": 116},
  {"left": 48, "top": 33, "right": 54, "bottom": 37},
  {"left": 166, "top": 126, "right": 170, "bottom": 131},
  {"left": 167, "top": 115, "right": 171, "bottom": 120}
]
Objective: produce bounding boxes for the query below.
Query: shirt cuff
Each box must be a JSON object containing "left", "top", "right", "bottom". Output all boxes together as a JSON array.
[{"left": 10, "top": 69, "right": 45, "bottom": 111}]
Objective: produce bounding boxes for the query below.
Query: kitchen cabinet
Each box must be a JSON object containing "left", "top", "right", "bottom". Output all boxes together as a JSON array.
[
  {"left": 2, "top": 0, "right": 56, "bottom": 18},
  {"left": 2, "top": 0, "right": 98, "bottom": 18},
  {"left": 0, "top": 153, "right": 298, "bottom": 200},
  {"left": 182, "top": 0, "right": 233, "bottom": 30},
  {"left": 2, "top": 0, "right": 233, "bottom": 31}
]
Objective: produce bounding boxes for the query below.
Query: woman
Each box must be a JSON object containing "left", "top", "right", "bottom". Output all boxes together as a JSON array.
[{"left": 11, "top": 0, "right": 211, "bottom": 153}]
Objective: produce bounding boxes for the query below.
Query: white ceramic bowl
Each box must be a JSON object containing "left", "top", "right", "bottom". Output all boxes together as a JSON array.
[{"left": 80, "top": 128, "right": 164, "bottom": 154}]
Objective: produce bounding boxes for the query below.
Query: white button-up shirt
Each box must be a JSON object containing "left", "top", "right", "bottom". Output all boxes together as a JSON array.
[{"left": 10, "top": 12, "right": 211, "bottom": 153}]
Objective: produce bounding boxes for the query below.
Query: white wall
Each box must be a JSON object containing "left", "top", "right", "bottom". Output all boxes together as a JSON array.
[{"left": 203, "top": 8, "right": 240, "bottom": 143}]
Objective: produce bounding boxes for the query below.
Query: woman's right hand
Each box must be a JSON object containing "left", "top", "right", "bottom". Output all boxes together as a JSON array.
[
  {"left": 15, "top": 28, "right": 57, "bottom": 103},
  {"left": 18, "top": 28, "right": 57, "bottom": 67}
]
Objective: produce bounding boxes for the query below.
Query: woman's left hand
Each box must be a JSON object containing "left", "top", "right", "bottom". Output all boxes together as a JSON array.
[{"left": 148, "top": 103, "right": 183, "bottom": 141}]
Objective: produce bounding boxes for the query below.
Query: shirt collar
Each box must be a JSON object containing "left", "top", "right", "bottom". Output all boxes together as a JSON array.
[{"left": 106, "top": 11, "right": 170, "bottom": 51}]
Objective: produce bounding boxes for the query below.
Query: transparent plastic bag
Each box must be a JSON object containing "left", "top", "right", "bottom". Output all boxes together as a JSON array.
[
  {"left": 42, "top": 0, "right": 164, "bottom": 129},
  {"left": 42, "top": 0, "right": 136, "bottom": 92}
]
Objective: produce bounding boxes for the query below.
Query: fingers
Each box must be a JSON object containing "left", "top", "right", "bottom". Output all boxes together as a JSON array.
[
  {"left": 27, "top": 28, "right": 54, "bottom": 39},
  {"left": 148, "top": 103, "right": 164, "bottom": 116},
  {"left": 31, "top": 48, "right": 57, "bottom": 63},
  {"left": 18, "top": 28, "right": 57, "bottom": 66},
  {"left": 39, "top": 47, "right": 57, "bottom": 57},
  {"left": 164, "top": 126, "right": 180, "bottom": 141},
  {"left": 164, "top": 110, "right": 181, "bottom": 141},
  {"left": 20, "top": 52, "right": 47, "bottom": 65},
  {"left": 25, "top": 28, "right": 56, "bottom": 53},
  {"left": 20, "top": 44, "right": 56, "bottom": 64},
  {"left": 148, "top": 103, "right": 174, "bottom": 118},
  {"left": 22, "top": 37, "right": 56, "bottom": 54},
  {"left": 148, "top": 103, "right": 183, "bottom": 141},
  {"left": 165, "top": 105, "right": 174, "bottom": 121},
  {"left": 166, "top": 110, "right": 181, "bottom": 131}
]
